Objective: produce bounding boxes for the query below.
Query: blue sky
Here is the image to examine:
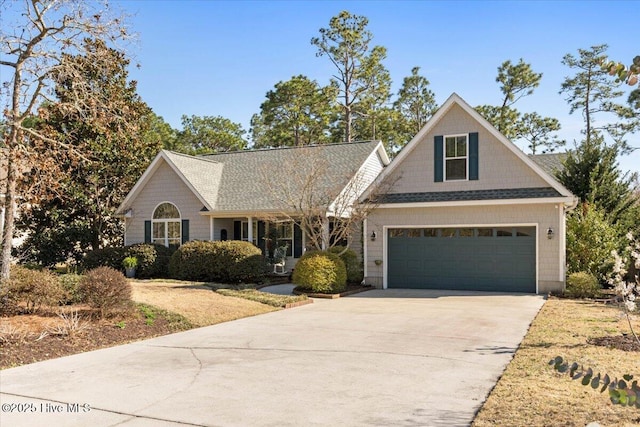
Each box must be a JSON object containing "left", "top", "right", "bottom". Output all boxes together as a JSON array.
[{"left": 117, "top": 0, "right": 639, "bottom": 175}]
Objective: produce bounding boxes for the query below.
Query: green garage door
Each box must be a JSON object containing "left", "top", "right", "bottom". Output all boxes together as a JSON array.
[{"left": 387, "top": 226, "right": 536, "bottom": 293}]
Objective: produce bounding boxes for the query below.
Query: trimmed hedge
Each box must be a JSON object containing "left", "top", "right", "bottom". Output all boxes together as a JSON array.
[
  {"left": 81, "top": 243, "right": 174, "bottom": 278},
  {"left": 328, "top": 246, "right": 363, "bottom": 284},
  {"left": 292, "top": 251, "right": 347, "bottom": 294},
  {"left": 169, "top": 240, "right": 268, "bottom": 283}
]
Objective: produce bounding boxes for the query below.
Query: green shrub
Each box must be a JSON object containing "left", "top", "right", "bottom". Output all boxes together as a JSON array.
[
  {"left": 82, "top": 247, "right": 127, "bottom": 271},
  {"left": 328, "top": 246, "right": 363, "bottom": 283},
  {"left": 565, "top": 272, "right": 601, "bottom": 299},
  {"left": 2, "top": 266, "right": 64, "bottom": 314},
  {"left": 79, "top": 267, "right": 132, "bottom": 318},
  {"left": 59, "top": 273, "right": 83, "bottom": 305},
  {"left": 292, "top": 251, "right": 347, "bottom": 294},
  {"left": 82, "top": 244, "right": 174, "bottom": 278},
  {"left": 126, "top": 243, "right": 174, "bottom": 278},
  {"left": 169, "top": 241, "right": 268, "bottom": 283}
]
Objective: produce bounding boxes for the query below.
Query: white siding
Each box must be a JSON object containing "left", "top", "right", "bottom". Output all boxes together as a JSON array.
[
  {"left": 124, "top": 161, "right": 210, "bottom": 245},
  {"left": 365, "top": 203, "right": 565, "bottom": 294},
  {"left": 385, "top": 104, "right": 550, "bottom": 193}
]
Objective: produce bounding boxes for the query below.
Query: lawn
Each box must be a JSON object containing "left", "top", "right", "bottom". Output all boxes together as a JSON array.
[
  {"left": 472, "top": 298, "right": 640, "bottom": 426},
  {"left": 0, "top": 280, "right": 296, "bottom": 369}
]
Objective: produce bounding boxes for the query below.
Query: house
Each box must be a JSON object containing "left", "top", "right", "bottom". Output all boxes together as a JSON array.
[
  {"left": 116, "top": 141, "right": 390, "bottom": 270},
  {"left": 362, "top": 93, "right": 577, "bottom": 294}
]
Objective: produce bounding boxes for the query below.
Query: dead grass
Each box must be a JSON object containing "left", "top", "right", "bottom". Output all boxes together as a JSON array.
[
  {"left": 130, "top": 280, "right": 277, "bottom": 327},
  {"left": 473, "top": 298, "right": 640, "bottom": 427}
]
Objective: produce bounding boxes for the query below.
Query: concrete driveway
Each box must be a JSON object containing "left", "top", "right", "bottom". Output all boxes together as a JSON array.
[{"left": 1, "top": 289, "right": 544, "bottom": 427}]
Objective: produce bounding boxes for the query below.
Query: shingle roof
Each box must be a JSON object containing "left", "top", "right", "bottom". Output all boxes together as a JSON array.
[
  {"left": 165, "top": 141, "right": 382, "bottom": 212},
  {"left": 529, "top": 153, "right": 567, "bottom": 176},
  {"left": 373, "top": 187, "right": 562, "bottom": 204}
]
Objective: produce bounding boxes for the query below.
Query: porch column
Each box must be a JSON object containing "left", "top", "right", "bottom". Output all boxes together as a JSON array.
[
  {"left": 210, "top": 217, "right": 215, "bottom": 241},
  {"left": 247, "top": 216, "right": 253, "bottom": 244}
]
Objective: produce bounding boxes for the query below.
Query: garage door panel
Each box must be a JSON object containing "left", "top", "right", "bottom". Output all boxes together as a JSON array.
[{"left": 387, "top": 227, "right": 536, "bottom": 293}]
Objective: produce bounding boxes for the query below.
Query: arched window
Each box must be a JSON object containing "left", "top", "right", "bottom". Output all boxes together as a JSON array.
[{"left": 152, "top": 202, "right": 181, "bottom": 247}]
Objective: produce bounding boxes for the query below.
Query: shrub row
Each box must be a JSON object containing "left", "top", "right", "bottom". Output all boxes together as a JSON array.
[
  {"left": 82, "top": 243, "right": 174, "bottom": 278},
  {"left": 565, "top": 271, "right": 601, "bottom": 299},
  {"left": 0, "top": 265, "right": 131, "bottom": 318},
  {"left": 168, "top": 240, "right": 268, "bottom": 283}
]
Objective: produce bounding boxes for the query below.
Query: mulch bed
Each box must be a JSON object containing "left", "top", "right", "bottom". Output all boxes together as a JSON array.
[
  {"left": 588, "top": 334, "right": 640, "bottom": 352},
  {"left": 0, "top": 312, "right": 186, "bottom": 370}
]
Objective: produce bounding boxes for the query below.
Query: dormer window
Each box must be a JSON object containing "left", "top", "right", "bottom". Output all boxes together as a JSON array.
[{"left": 445, "top": 134, "right": 467, "bottom": 181}]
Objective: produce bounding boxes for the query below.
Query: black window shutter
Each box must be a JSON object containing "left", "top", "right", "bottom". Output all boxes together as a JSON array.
[
  {"left": 181, "top": 219, "right": 190, "bottom": 244},
  {"left": 144, "top": 220, "right": 151, "bottom": 243},
  {"left": 434, "top": 135, "right": 444, "bottom": 182},
  {"left": 469, "top": 132, "right": 479, "bottom": 180},
  {"left": 293, "top": 223, "right": 303, "bottom": 258},
  {"left": 257, "top": 221, "right": 266, "bottom": 252},
  {"left": 233, "top": 221, "right": 241, "bottom": 240}
]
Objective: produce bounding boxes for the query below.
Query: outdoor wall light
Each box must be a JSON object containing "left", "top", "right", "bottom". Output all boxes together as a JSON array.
[
  {"left": 371, "top": 231, "right": 377, "bottom": 241},
  {"left": 546, "top": 227, "right": 554, "bottom": 239}
]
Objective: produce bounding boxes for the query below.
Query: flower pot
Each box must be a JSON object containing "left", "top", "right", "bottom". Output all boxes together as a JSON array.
[{"left": 125, "top": 267, "right": 136, "bottom": 278}]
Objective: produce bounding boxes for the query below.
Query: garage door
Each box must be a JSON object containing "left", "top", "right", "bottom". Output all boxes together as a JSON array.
[{"left": 387, "top": 226, "right": 536, "bottom": 293}]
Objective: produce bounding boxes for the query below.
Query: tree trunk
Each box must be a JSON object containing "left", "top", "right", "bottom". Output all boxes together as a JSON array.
[{"left": 1, "top": 148, "right": 18, "bottom": 280}]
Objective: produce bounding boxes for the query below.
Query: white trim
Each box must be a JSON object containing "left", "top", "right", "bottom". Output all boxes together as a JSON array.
[
  {"left": 116, "top": 151, "right": 214, "bottom": 215},
  {"left": 376, "top": 196, "right": 575, "bottom": 209},
  {"left": 210, "top": 217, "right": 214, "bottom": 241},
  {"left": 382, "top": 223, "right": 539, "bottom": 293},
  {"left": 361, "top": 93, "right": 575, "bottom": 202},
  {"left": 151, "top": 201, "right": 182, "bottom": 247},
  {"left": 559, "top": 204, "right": 566, "bottom": 285},
  {"left": 363, "top": 218, "right": 368, "bottom": 279},
  {"left": 443, "top": 134, "right": 469, "bottom": 182}
]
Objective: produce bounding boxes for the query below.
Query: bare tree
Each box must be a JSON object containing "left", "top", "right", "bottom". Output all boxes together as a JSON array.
[
  {"left": 259, "top": 145, "right": 395, "bottom": 253},
  {"left": 0, "top": 0, "right": 131, "bottom": 280}
]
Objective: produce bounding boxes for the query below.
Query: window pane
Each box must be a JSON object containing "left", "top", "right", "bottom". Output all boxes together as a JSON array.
[
  {"left": 278, "top": 223, "right": 292, "bottom": 239},
  {"left": 168, "top": 221, "right": 181, "bottom": 239},
  {"left": 423, "top": 228, "right": 438, "bottom": 237},
  {"left": 153, "top": 222, "right": 165, "bottom": 239},
  {"left": 497, "top": 228, "right": 513, "bottom": 237},
  {"left": 445, "top": 137, "right": 456, "bottom": 157},
  {"left": 441, "top": 228, "right": 456, "bottom": 238},
  {"left": 459, "top": 228, "right": 474, "bottom": 237},
  {"left": 477, "top": 228, "right": 493, "bottom": 237},
  {"left": 516, "top": 228, "right": 532, "bottom": 237},
  {"left": 446, "top": 159, "right": 466, "bottom": 180},
  {"left": 389, "top": 229, "right": 404, "bottom": 238},
  {"left": 153, "top": 203, "right": 180, "bottom": 219},
  {"left": 456, "top": 136, "right": 467, "bottom": 156},
  {"left": 407, "top": 229, "right": 421, "bottom": 238}
]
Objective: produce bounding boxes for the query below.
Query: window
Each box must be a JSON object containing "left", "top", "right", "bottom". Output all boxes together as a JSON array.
[
  {"left": 444, "top": 135, "right": 467, "bottom": 181},
  {"left": 152, "top": 202, "right": 181, "bottom": 247},
  {"left": 389, "top": 229, "right": 405, "bottom": 238},
  {"left": 276, "top": 222, "right": 293, "bottom": 257},
  {"left": 407, "top": 229, "right": 421, "bottom": 238},
  {"left": 242, "top": 221, "right": 258, "bottom": 244}
]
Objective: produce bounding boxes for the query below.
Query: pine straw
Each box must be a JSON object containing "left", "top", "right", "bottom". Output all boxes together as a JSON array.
[
  {"left": 472, "top": 298, "right": 640, "bottom": 427},
  {"left": 130, "top": 280, "right": 277, "bottom": 327}
]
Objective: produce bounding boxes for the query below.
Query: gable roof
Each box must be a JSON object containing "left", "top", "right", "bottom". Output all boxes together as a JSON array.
[
  {"left": 117, "top": 141, "right": 389, "bottom": 215},
  {"left": 365, "top": 93, "right": 574, "bottom": 201}
]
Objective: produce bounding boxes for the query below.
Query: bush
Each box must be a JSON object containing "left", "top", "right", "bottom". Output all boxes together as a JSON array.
[
  {"left": 1, "top": 266, "right": 64, "bottom": 314},
  {"left": 79, "top": 267, "right": 132, "bottom": 318},
  {"left": 565, "top": 272, "right": 601, "bottom": 299},
  {"left": 82, "top": 244, "right": 174, "bottom": 278},
  {"left": 82, "top": 247, "right": 127, "bottom": 271},
  {"left": 292, "top": 251, "right": 347, "bottom": 294},
  {"left": 328, "top": 246, "right": 363, "bottom": 284},
  {"left": 169, "top": 241, "right": 268, "bottom": 283},
  {"left": 59, "top": 273, "right": 83, "bottom": 305}
]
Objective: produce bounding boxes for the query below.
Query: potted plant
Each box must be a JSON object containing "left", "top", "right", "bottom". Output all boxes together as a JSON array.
[{"left": 123, "top": 256, "right": 138, "bottom": 278}]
